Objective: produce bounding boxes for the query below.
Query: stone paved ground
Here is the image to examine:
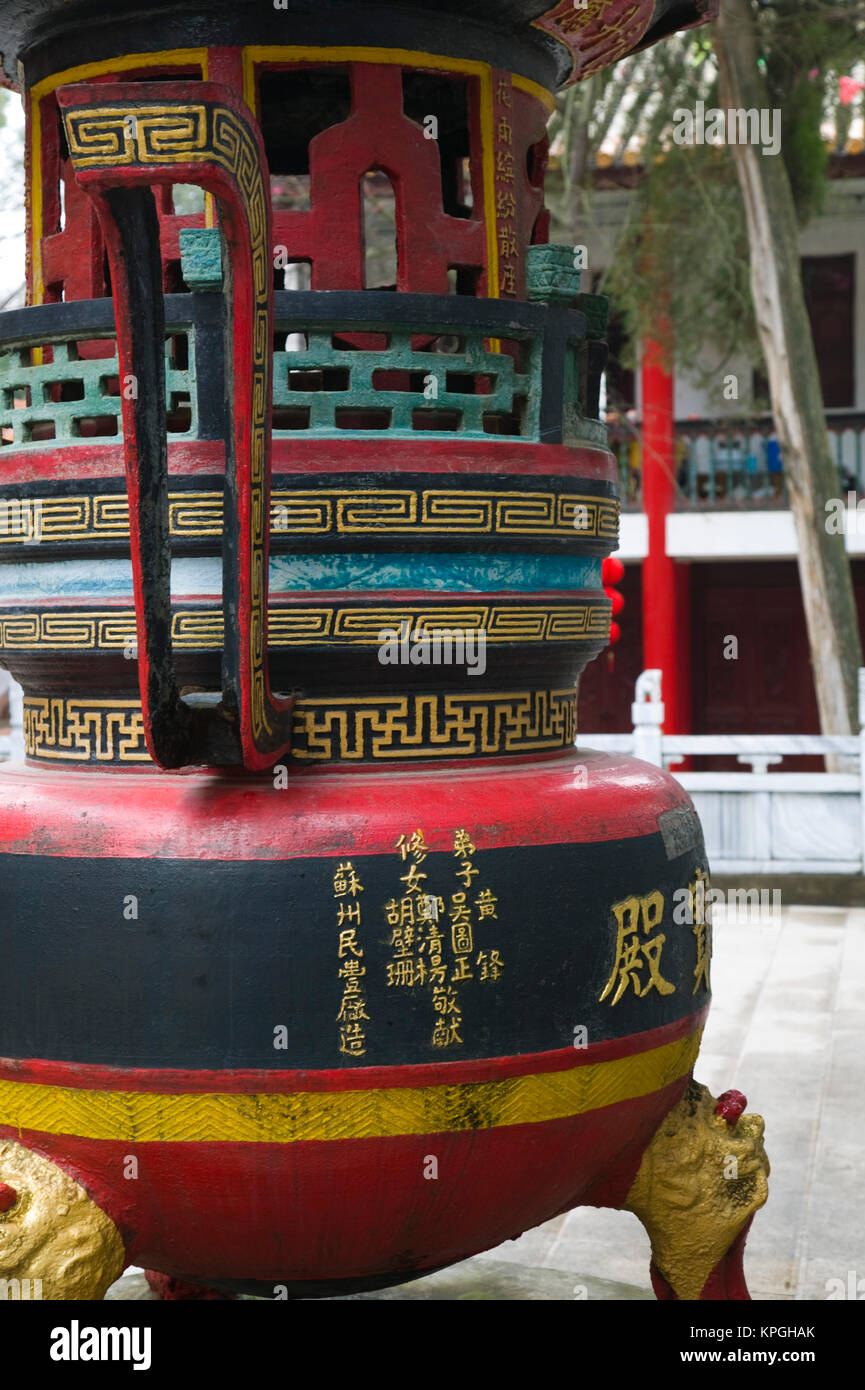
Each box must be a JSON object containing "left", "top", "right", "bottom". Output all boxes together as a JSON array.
[{"left": 107, "top": 905, "right": 865, "bottom": 1302}]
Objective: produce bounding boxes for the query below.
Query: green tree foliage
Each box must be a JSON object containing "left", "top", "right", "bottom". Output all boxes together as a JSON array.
[
  {"left": 603, "top": 141, "right": 759, "bottom": 405},
  {"left": 544, "top": 3, "right": 865, "bottom": 402},
  {"left": 759, "top": 1, "right": 865, "bottom": 223}
]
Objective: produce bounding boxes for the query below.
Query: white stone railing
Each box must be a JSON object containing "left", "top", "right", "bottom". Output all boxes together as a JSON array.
[
  {"left": 580, "top": 669, "right": 865, "bottom": 874},
  {"left": 0, "top": 669, "right": 24, "bottom": 763}
]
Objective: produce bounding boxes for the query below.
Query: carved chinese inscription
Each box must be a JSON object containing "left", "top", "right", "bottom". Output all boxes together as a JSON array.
[
  {"left": 384, "top": 827, "right": 506, "bottom": 1048},
  {"left": 334, "top": 860, "right": 370, "bottom": 1057},
  {"left": 599, "top": 871, "right": 712, "bottom": 1007},
  {"left": 493, "top": 74, "right": 518, "bottom": 299}
]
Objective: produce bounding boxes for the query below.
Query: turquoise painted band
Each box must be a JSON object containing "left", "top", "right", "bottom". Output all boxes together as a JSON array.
[{"left": 0, "top": 554, "right": 604, "bottom": 599}]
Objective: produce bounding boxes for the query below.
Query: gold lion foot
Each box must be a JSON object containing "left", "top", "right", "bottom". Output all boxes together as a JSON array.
[
  {"left": 624, "top": 1080, "right": 769, "bottom": 1301},
  {"left": 0, "top": 1141, "right": 125, "bottom": 1300}
]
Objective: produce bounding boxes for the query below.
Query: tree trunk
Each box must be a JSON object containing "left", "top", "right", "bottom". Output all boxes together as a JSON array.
[
  {"left": 568, "top": 77, "right": 594, "bottom": 194},
  {"left": 715, "top": 0, "right": 863, "bottom": 739}
]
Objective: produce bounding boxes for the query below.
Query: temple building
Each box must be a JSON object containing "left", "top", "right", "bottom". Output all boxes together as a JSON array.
[{"left": 577, "top": 107, "right": 865, "bottom": 749}]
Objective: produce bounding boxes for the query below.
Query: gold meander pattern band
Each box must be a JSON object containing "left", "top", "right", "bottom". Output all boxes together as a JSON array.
[
  {"left": 23, "top": 690, "right": 577, "bottom": 763},
  {"left": 0, "top": 490, "right": 619, "bottom": 545},
  {"left": 64, "top": 100, "right": 273, "bottom": 742},
  {"left": 0, "top": 1032, "right": 701, "bottom": 1143},
  {"left": 0, "top": 604, "right": 609, "bottom": 651}
]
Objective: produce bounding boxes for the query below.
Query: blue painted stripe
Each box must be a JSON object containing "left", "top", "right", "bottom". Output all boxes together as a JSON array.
[
  {"left": 0, "top": 553, "right": 602, "bottom": 600},
  {"left": 267, "top": 554, "right": 603, "bottom": 593}
]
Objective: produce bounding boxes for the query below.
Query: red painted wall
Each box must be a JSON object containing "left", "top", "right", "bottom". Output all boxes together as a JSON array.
[
  {"left": 578, "top": 563, "right": 643, "bottom": 734},
  {"left": 580, "top": 559, "right": 865, "bottom": 747}
]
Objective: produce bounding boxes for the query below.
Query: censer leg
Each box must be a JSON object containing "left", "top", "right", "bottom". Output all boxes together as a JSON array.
[
  {"left": 648, "top": 1218, "right": 756, "bottom": 1301},
  {"left": 0, "top": 1140, "right": 126, "bottom": 1300},
  {"left": 144, "top": 1270, "right": 236, "bottom": 1300},
  {"left": 623, "top": 1080, "right": 769, "bottom": 1301}
]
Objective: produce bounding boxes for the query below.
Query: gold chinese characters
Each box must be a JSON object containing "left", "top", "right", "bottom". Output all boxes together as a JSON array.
[
  {"left": 494, "top": 75, "right": 518, "bottom": 297},
  {"left": 385, "top": 828, "right": 506, "bottom": 1048},
  {"left": 334, "top": 861, "right": 369, "bottom": 1057},
  {"left": 600, "top": 872, "right": 712, "bottom": 1007}
]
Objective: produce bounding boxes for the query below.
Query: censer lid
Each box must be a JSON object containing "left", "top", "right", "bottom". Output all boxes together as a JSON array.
[{"left": 0, "top": 0, "right": 717, "bottom": 91}]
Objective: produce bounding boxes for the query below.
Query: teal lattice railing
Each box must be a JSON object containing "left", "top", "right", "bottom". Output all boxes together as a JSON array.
[
  {"left": 0, "top": 334, "right": 194, "bottom": 447},
  {"left": 271, "top": 327, "right": 538, "bottom": 439},
  {"left": 0, "top": 291, "right": 599, "bottom": 450}
]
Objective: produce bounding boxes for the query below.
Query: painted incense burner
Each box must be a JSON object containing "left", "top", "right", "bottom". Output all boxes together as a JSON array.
[{"left": 0, "top": 0, "right": 767, "bottom": 1301}]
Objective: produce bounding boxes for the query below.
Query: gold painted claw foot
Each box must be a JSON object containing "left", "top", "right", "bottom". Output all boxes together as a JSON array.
[
  {"left": 0, "top": 1140, "right": 125, "bottom": 1300},
  {"left": 624, "top": 1080, "right": 769, "bottom": 1300}
]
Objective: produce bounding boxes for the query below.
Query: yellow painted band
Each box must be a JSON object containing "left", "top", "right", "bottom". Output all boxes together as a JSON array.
[
  {"left": 512, "top": 74, "right": 556, "bottom": 114},
  {"left": 0, "top": 1032, "right": 701, "bottom": 1144},
  {"left": 480, "top": 67, "right": 499, "bottom": 300},
  {"left": 29, "top": 48, "right": 211, "bottom": 104},
  {"left": 29, "top": 50, "right": 209, "bottom": 305},
  {"left": 241, "top": 44, "right": 492, "bottom": 111}
]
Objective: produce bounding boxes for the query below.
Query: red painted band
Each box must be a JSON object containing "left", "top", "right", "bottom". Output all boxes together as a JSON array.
[
  {"left": 5, "top": 1084, "right": 690, "bottom": 1277},
  {"left": 0, "top": 438, "right": 617, "bottom": 486},
  {"left": 0, "top": 1008, "right": 707, "bottom": 1095},
  {"left": 0, "top": 748, "right": 693, "bottom": 859},
  {"left": 0, "top": 588, "right": 604, "bottom": 611}
]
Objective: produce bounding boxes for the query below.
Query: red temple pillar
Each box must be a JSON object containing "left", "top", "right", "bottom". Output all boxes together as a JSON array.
[{"left": 641, "top": 335, "right": 690, "bottom": 734}]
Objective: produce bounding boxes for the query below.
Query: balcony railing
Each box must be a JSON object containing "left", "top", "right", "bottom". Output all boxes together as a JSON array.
[{"left": 609, "top": 413, "right": 865, "bottom": 510}]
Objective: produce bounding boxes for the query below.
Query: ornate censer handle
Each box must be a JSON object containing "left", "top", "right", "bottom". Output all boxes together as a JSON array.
[{"left": 57, "top": 82, "right": 294, "bottom": 771}]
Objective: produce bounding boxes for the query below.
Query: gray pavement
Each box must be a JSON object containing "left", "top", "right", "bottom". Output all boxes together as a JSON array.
[{"left": 107, "top": 905, "right": 864, "bottom": 1302}]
